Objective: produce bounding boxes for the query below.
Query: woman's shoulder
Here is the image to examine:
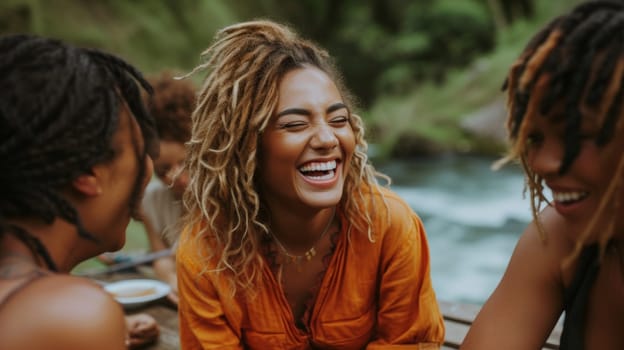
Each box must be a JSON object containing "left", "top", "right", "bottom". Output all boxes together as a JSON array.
[
  {"left": 144, "top": 178, "right": 170, "bottom": 198},
  {"left": 177, "top": 220, "right": 220, "bottom": 270},
  {"left": 521, "top": 206, "right": 576, "bottom": 253},
  {"left": 352, "top": 184, "right": 423, "bottom": 244},
  {"left": 178, "top": 219, "right": 209, "bottom": 246},
  {"left": 17, "top": 274, "right": 123, "bottom": 320},
  {"left": 142, "top": 179, "right": 177, "bottom": 214},
  {"left": 512, "top": 206, "right": 577, "bottom": 279},
  {"left": 1, "top": 274, "right": 126, "bottom": 349}
]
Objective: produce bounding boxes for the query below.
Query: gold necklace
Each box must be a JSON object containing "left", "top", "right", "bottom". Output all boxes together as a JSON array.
[{"left": 271, "top": 207, "right": 336, "bottom": 266}]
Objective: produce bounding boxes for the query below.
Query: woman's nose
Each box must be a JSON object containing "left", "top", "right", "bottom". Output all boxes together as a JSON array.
[
  {"left": 310, "top": 123, "right": 339, "bottom": 149},
  {"left": 528, "top": 139, "right": 563, "bottom": 176}
]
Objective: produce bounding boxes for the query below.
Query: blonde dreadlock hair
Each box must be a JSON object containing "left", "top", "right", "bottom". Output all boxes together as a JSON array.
[
  {"left": 183, "top": 20, "right": 386, "bottom": 294},
  {"left": 499, "top": 0, "right": 624, "bottom": 262}
]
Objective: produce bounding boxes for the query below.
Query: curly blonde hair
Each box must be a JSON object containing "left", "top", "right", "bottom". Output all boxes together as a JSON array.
[
  {"left": 497, "top": 1, "right": 624, "bottom": 261},
  {"left": 182, "top": 20, "right": 387, "bottom": 294}
]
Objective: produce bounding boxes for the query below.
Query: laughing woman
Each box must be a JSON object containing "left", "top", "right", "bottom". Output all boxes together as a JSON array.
[
  {"left": 461, "top": 1, "right": 624, "bottom": 349},
  {"left": 176, "top": 20, "right": 445, "bottom": 349}
]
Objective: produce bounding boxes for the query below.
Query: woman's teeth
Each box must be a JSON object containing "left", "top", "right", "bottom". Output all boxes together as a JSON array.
[
  {"left": 299, "top": 160, "right": 337, "bottom": 172},
  {"left": 305, "top": 170, "right": 335, "bottom": 180},
  {"left": 299, "top": 160, "right": 337, "bottom": 180},
  {"left": 552, "top": 191, "right": 588, "bottom": 204}
]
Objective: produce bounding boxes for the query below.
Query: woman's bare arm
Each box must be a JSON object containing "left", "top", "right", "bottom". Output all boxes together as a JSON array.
[{"left": 462, "top": 209, "right": 570, "bottom": 349}]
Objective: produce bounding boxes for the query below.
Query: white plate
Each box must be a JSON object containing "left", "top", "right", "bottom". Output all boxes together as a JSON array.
[{"left": 104, "top": 279, "right": 170, "bottom": 308}]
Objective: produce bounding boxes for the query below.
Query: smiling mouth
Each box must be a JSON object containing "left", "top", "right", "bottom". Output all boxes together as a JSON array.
[
  {"left": 552, "top": 191, "right": 589, "bottom": 205},
  {"left": 299, "top": 160, "right": 337, "bottom": 180}
]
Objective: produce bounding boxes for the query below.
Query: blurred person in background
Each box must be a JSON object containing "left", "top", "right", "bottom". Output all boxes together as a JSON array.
[
  {"left": 142, "top": 71, "right": 195, "bottom": 304},
  {"left": 99, "top": 71, "right": 195, "bottom": 305}
]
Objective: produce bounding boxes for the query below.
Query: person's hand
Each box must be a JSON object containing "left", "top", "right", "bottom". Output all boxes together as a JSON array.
[
  {"left": 166, "top": 274, "right": 179, "bottom": 305},
  {"left": 125, "top": 313, "right": 159, "bottom": 349}
]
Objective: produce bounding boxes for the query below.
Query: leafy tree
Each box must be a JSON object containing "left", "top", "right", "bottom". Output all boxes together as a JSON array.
[{"left": 0, "top": 0, "right": 498, "bottom": 106}]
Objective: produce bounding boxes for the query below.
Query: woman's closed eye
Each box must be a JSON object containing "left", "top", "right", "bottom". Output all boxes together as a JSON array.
[
  {"left": 277, "top": 116, "right": 349, "bottom": 130},
  {"left": 278, "top": 120, "right": 308, "bottom": 130},
  {"left": 329, "top": 115, "right": 350, "bottom": 126}
]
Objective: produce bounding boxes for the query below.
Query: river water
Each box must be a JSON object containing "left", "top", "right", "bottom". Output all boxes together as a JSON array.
[{"left": 376, "top": 155, "right": 532, "bottom": 305}]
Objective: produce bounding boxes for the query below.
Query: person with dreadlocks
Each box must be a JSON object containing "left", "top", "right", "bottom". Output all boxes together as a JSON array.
[
  {"left": 176, "top": 20, "right": 445, "bottom": 348},
  {"left": 462, "top": 1, "right": 624, "bottom": 349},
  {"left": 0, "top": 34, "right": 160, "bottom": 349}
]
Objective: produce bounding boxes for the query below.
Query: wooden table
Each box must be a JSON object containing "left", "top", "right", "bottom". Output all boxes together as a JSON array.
[
  {"left": 440, "top": 300, "right": 561, "bottom": 349},
  {"left": 94, "top": 268, "right": 561, "bottom": 350}
]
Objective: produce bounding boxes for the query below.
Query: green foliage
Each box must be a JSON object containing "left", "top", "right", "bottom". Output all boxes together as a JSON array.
[
  {"left": 0, "top": 0, "right": 501, "bottom": 105},
  {"left": 430, "top": 0, "right": 490, "bottom": 19},
  {"left": 0, "top": 0, "right": 237, "bottom": 74},
  {"left": 366, "top": 0, "right": 585, "bottom": 158},
  {"left": 400, "top": 0, "right": 495, "bottom": 81},
  {"left": 0, "top": 0, "right": 586, "bottom": 158},
  {"left": 328, "top": 0, "right": 496, "bottom": 104}
]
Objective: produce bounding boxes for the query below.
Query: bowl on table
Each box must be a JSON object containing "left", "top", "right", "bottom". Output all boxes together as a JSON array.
[{"left": 104, "top": 279, "right": 171, "bottom": 309}]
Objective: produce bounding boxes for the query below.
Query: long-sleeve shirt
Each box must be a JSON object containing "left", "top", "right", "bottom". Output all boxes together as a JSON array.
[{"left": 177, "top": 186, "right": 445, "bottom": 349}]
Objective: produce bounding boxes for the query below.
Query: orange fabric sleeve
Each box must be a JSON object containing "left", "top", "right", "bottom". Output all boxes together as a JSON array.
[
  {"left": 366, "top": 191, "right": 445, "bottom": 349},
  {"left": 176, "top": 226, "right": 243, "bottom": 350}
]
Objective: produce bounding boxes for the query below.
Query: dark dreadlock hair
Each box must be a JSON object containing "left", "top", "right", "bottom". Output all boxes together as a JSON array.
[
  {"left": 499, "top": 0, "right": 624, "bottom": 258},
  {"left": 0, "top": 34, "right": 158, "bottom": 270}
]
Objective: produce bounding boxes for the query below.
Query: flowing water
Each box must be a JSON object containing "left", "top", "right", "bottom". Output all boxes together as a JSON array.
[{"left": 377, "top": 155, "right": 532, "bottom": 305}]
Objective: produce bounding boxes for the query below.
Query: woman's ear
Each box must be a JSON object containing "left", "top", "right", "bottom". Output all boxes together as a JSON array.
[{"left": 72, "top": 173, "right": 102, "bottom": 196}]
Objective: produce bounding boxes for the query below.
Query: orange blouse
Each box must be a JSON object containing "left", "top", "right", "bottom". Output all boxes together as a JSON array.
[{"left": 177, "top": 187, "right": 445, "bottom": 349}]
